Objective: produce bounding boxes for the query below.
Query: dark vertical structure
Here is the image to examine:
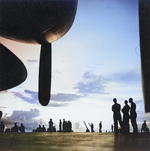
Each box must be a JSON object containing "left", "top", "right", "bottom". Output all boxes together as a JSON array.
[
  {"left": 139, "top": 0, "right": 150, "bottom": 112},
  {"left": 0, "top": 111, "right": 2, "bottom": 118}
]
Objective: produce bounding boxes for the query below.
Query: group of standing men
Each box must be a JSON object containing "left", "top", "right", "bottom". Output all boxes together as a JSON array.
[
  {"left": 59, "top": 119, "right": 72, "bottom": 132},
  {"left": 112, "top": 98, "right": 138, "bottom": 133}
]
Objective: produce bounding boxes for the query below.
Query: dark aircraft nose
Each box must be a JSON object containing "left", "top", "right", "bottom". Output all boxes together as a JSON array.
[{"left": 0, "top": 0, "right": 78, "bottom": 106}]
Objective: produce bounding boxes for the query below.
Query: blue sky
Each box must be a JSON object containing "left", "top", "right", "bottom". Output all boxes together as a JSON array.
[{"left": 0, "top": 0, "right": 149, "bottom": 132}]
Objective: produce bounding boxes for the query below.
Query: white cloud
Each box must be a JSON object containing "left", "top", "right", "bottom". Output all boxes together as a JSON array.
[
  {"left": 73, "top": 122, "right": 84, "bottom": 132},
  {"left": 9, "top": 109, "right": 46, "bottom": 131},
  {"left": 46, "top": 102, "right": 68, "bottom": 107},
  {"left": 51, "top": 93, "right": 83, "bottom": 102},
  {"left": 73, "top": 71, "right": 107, "bottom": 94}
]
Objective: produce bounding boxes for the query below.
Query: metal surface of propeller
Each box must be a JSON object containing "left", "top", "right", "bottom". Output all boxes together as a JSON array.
[
  {"left": 0, "top": 0, "right": 78, "bottom": 106},
  {"left": 0, "top": 44, "right": 27, "bottom": 91}
]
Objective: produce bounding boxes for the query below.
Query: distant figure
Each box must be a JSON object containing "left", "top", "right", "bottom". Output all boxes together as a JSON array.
[
  {"left": 99, "top": 121, "right": 102, "bottom": 132},
  {"left": 141, "top": 120, "right": 149, "bottom": 133},
  {"left": 63, "top": 119, "right": 66, "bottom": 132},
  {"left": 111, "top": 124, "right": 114, "bottom": 133},
  {"left": 0, "top": 121, "right": 5, "bottom": 132},
  {"left": 129, "top": 98, "right": 138, "bottom": 133},
  {"left": 65, "top": 121, "right": 70, "bottom": 132},
  {"left": 36, "top": 125, "right": 42, "bottom": 132},
  {"left": 49, "top": 118, "right": 53, "bottom": 128},
  {"left": 121, "top": 100, "right": 130, "bottom": 133},
  {"left": 68, "top": 120, "right": 72, "bottom": 132},
  {"left": 47, "top": 119, "right": 57, "bottom": 132},
  {"left": 89, "top": 123, "right": 94, "bottom": 132},
  {"left": 19, "top": 123, "right": 25, "bottom": 132},
  {"left": 65, "top": 121, "right": 68, "bottom": 131},
  {"left": 112, "top": 98, "right": 122, "bottom": 133},
  {"left": 0, "top": 111, "right": 2, "bottom": 119},
  {"left": 53, "top": 126, "right": 56, "bottom": 132},
  {"left": 11, "top": 123, "right": 19, "bottom": 132},
  {"left": 48, "top": 118, "right": 54, "bottom": 132},
  {"left": 59, "top": 119, "right": 62, "bottom": 132},
  {"left": 42, "top": 125, "right": 46, "bottom": 132}
]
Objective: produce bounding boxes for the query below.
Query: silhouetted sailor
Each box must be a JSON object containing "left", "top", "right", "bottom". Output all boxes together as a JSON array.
[
  {"left": 11, "top": 123, "right": 19, "bottom": 132},
  {"left": 48, "top": 118, "right": 53, "bottom": 132},
  {"left": 112, "top": 98, "right": 122, "bottom": 133},
  {"left": 42, "top": 125, "right": 46, "bottom": 132},
  {"left": 63, "top": 119, "right": 66, "bottom": 132},
  {"left": 99, "top": 121, "right": 102, "bottom": 132},
  {"left": 0, "top": 121, "right": 5, "bottom": 132},
  {"left": 68, "top": 120, "right": 72, "bottom": 132},
  {"left": 129, "top": 98, "right": 138, "bottom": 133},
  {"left": 65, "top": 121, "right": 68, "bottom": 132},
  {"left": 35, "top": 125, "right": 42, "bottom": 132},
  {"left": 53, "top": 126, "right": 56, "bottom": 132},
  {"left": 59, "top": 119, "right": 62, "bottom": 131},
  {"left": 49, "top": 118, "right": 53, "bottom": 127},
  {"left": 141, "top": 120, "right": 149, "bottom": 133},
  {"left": 89, "top": 123, "right": 94, "bottom": 132},
  {"left": 121, "top": 100, "right": 130, "bottom": 133},
  {"left": 19, "top": 123, "right": 25, "bottom": 132}
]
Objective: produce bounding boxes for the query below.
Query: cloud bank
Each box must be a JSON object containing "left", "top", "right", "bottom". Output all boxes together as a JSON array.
[
  {"left": 13, "top": 90, "right": 83, "bottom": 105},
  {"left": 73, "top": 71, "right": 107, "bottom": 95},
  {"left": 10, "top": 109, "right": 46, "bottom": 131},
  {"left": 108, "top": 69, "right": 141, "bottom": 84},
  {"left": 1, "top": 109, "right": 46, "bottom": 131}
]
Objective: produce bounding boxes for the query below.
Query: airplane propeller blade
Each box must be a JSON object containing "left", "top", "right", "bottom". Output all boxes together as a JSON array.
[
  {"left": 39, "top": 43, "right": 51, "bottom": 106},
  {"left": 0, "top": 44, "right": 27, "bottom": 91}
]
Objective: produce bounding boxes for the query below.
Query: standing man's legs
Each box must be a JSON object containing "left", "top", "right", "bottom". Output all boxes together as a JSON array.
[{"left": 114, "top": 115, "right": 118, "bottom": 133}]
